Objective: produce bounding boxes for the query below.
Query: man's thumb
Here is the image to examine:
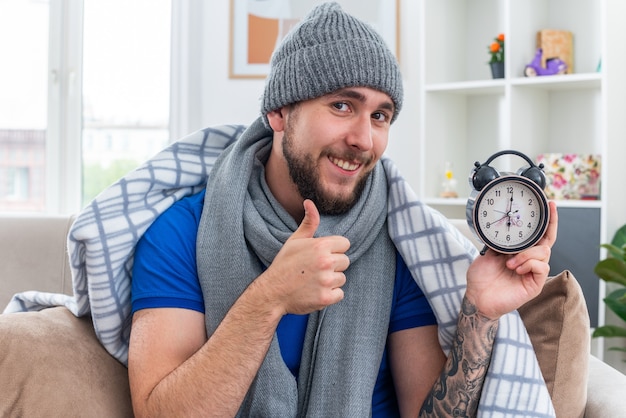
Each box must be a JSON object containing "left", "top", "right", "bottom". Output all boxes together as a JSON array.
[{"left": 291, "top": 199, "right": 319, "bottom": 240}]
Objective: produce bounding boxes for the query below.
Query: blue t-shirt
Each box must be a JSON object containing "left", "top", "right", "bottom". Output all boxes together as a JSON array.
[{"left": 132, "top": 190, "right": 437, "bottom": 416}]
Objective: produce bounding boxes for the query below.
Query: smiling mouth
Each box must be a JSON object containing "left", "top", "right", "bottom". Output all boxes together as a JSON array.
[{"left": 329, "top": 156, "right": 360, "bottom": 171}]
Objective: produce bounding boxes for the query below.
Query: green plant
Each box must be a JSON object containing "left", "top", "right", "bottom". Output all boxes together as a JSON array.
[
  {"left": 488, "top": 33, "right": 505, "bottom": 63},
  {"left": 593, "top": 224, "right": 626, "bottom": 358}
]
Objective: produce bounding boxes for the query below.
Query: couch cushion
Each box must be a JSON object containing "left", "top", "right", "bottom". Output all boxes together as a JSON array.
[
  {"left": 518, "top": 270, "right": 590, "bottom": 418},
  {"left": 0, "top": 307, "right": 133, "bottom": 417},
  {"left": 585, "top": 354, "right": 626, "bottom": 417},
  {"left": 0, "top": 215, "right": 75, "bottom": 309}
]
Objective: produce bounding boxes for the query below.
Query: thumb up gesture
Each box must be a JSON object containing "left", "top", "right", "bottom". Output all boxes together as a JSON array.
[{"left": 262, "top": 200, "right": 351, "bottom": 315}]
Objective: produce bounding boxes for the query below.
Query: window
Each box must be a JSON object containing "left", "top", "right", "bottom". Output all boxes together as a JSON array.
[
  {"left": 82, "top": 0, "right": 171, "bottom": 205},
  {"left": 0, "top": 0, "right": 172, "bottom": 213},
  {"left": 0, "top": 0, "right": 49, "bottom": 211}
]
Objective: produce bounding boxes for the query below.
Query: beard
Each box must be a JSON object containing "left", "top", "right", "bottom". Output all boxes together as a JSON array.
[{"left": 282, "top": 125, "right": 371, "bottom": 216}]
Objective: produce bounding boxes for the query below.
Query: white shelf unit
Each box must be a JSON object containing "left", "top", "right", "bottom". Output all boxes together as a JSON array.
[
  {"left": 418, "top": 0, "right": 602, "bottom": 203},
  {"left": 417, "top": 1, "right": 605, "bottom": 224},
  {"left": 415, "top": 0, "right": 626, "bottom": 364}
]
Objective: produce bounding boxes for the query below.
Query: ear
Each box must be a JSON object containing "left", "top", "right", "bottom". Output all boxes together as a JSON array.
[{"left": 267, "top": 109, "right": 286, "bottom": 132}]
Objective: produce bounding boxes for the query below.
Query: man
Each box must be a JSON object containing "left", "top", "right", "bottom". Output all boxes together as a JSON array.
[{"left": 128, "top": 2, "right": 557, "bottom": 417}]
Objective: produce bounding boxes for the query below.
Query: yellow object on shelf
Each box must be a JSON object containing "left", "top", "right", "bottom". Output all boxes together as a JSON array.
[{"left": 440, "top": 162, "right": 458, "bottom": 198}]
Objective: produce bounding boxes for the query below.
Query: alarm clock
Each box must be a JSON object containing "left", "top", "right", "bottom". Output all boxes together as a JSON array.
[{"left": 466, "top": 150, "right": 550, "bottom": 255}]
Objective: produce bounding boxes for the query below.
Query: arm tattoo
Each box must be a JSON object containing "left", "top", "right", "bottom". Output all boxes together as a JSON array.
[{"left": 420, "top": 297, "right": 499, "bottom": 417}]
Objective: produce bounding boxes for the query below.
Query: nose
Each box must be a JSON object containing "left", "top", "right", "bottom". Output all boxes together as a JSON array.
[{"left": 346, "top": 115, "right": 373, "bottom": 151}]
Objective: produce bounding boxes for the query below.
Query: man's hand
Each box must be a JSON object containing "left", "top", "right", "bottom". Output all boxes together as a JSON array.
[
  {"left": 259, "top": 199, "right": 351, "bottom": 315},
  {"left": 465, "top": 201, "right": 559, "bottom": 320}
]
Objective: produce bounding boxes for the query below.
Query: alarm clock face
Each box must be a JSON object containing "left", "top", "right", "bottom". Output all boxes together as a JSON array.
[{"left": 472, "top": 175, "right": 549, "bottom": 253}]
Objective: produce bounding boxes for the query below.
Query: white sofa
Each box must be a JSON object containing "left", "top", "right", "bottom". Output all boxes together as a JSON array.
[{"left": 0, "top": 213, "right": 625, "bottom": 417}]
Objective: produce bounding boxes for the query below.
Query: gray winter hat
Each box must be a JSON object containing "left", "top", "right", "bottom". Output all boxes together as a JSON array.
[{"left": 261, "top": 2, "right": 403, "bottom": 127}]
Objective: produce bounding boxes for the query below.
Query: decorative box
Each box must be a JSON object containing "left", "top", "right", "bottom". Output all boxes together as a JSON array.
[{"left": 535, "top": 153, "right": 601, "bottom": 200}]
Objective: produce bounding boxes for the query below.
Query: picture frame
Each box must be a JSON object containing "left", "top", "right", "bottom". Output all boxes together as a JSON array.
[{"left": 229, "top": 0, "right": 400, "bottom": 79}]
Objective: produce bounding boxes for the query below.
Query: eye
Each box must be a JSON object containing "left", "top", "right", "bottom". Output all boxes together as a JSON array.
[
  {"left": 372, "top": 111, "right": 390, "bottom": 123},
  {"left": 332, "top": 102, "right": 350, "bottom": 112}
]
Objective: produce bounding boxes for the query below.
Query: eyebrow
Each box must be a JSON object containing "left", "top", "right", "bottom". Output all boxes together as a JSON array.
[{"left": 330, "top": 88, "right": 395, "bottom": 113}]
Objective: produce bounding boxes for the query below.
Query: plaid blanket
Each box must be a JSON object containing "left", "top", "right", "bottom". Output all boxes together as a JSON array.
[{"left": 4, "top": 124, "right": 555, "bottom": 416}]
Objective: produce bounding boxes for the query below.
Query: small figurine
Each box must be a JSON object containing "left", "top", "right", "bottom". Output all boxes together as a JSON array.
[{"left": 524, "top": 48, "right": 567, "bottom": 77}]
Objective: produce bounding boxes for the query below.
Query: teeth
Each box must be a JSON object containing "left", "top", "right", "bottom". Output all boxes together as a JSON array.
[{"left": 331, "top": 157, "right": 359, "bottom": 171}]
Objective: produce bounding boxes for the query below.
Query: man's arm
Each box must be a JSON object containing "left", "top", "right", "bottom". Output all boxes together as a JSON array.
[
  {"left": 389, "top": 325, "right": 446, "bottom": 416},
  {"left": 392, "top": 201, "right": 558, "bottom": 417},
  {"left": 418, "top": 297, "right": 498, "bottom": 416},
  {"left": 128, "top": 200, "right": 350, "bottom": 417},
  {"left": 389, "top": 300, "right": 498, "bottom": 418},
  {"left": 424, "top": 201, "right": 557, "bottom": 416},
  {"left": 129, "top": 282, "right": 285, "bottom": 418}
]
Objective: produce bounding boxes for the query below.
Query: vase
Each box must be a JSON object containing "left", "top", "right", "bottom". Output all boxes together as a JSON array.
[{"left": 490, "top": 61, "right": 504, "bottom": 79}]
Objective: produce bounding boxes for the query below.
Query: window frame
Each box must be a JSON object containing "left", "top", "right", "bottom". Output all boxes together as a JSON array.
[{"left": 46, "top": 0, "right": 84, "bottom": 213}]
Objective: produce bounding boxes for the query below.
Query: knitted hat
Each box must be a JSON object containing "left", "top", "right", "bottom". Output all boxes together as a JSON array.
[{"left": 261, "top": 2, "right": 403, "bottom": 127}]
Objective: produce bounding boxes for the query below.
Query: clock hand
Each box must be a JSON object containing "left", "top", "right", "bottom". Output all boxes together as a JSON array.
[
  {"left": 506, "top": 194, "right": 515, "bottom": 231},
  {"left": 506, "top": 208, "right": 519, "bottom": 231},
  {"left": 488, "top": 214, "right": 511, "bottom": 226}
]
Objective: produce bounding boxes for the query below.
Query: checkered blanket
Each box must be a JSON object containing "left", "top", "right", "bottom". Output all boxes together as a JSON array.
[{"left": 4, "top": 124, "right": 555, "bottom": 416}]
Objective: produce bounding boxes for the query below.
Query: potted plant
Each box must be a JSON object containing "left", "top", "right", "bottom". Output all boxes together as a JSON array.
[
  {"left": 593, "top": 224, "right": 626, "bottom": 360},
  {"left": 487, "top": 33, "right": 505, "bottom": 79}
]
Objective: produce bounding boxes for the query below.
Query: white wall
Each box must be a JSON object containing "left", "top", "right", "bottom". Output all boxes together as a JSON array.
[
  {"left": 199, "top": 1, "right": 266, "bottom": 127},
  {"left": 180, "top": 0, "right": 421, "bottom": 190}
]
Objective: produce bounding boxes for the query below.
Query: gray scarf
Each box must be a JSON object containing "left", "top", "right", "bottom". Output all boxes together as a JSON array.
[{"left": 196, "top": 118, "right": 396, "bottom": 416}]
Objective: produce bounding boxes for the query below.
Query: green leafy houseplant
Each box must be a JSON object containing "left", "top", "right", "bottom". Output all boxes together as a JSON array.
[{"left": 593, "top": 224, "right": 626, "bottom": 358}]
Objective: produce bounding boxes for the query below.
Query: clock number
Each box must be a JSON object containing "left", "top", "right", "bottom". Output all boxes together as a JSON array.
[
  {"left": 495, "top": 190, "right": 501, "bottom": 197},
  {"left": 519, "top": 231, "right": 523, "bottom": 238},
  {"left": 531, "top": 210, "right": 536, "bottom": 218},
  {"left": 486, "top": 222, "right": 491, "bottom": 229},
  {"left": 527, "top": 222, "right": 532, "bottom": 229},
  {"left": 507, "top": 186, "right": 513, "bottom": 194},
  {"left": 482, "top": 210, "right": 487, "bottom": 218},
  {"left": 528, "top": 198, "right": 533, "bottom": 205},
  {"left": 486, "top": 198, "right": 494, "bottom": 205},
  {"left": 506, "top": 234, "right": 511, "bottom": 242}
]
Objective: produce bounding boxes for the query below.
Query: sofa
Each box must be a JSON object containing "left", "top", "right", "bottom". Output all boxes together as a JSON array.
[{"left": 1, "top": 213, "right": 625, "bottom": 417}]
